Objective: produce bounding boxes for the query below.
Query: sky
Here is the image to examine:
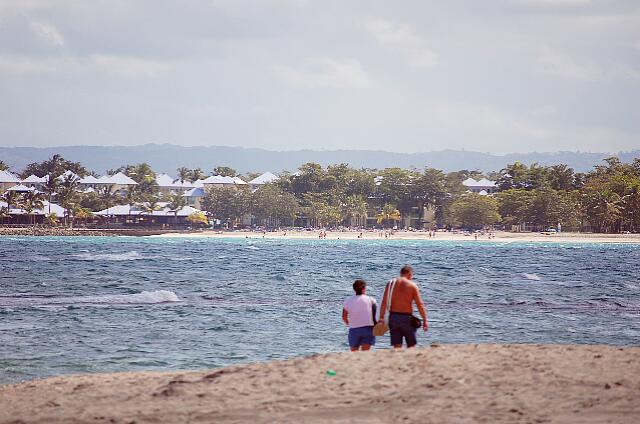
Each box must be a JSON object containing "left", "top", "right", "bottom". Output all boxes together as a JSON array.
[{"left": 0, "top": 0, "right": 639, "bottom": 154}]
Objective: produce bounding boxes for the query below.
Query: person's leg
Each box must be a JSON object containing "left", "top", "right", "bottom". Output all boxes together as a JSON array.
[
  {"left": 348, "top": 328, "right": 360, "bottom": 352},
  {"left": 360, "top": 326, "right": 375, "bottom": 351},
  {"left": 405, "top": 327, "right": 418, "bottom": 348},
  {"left": 389, "top": 315, "right": 404, "bottom": 348}
]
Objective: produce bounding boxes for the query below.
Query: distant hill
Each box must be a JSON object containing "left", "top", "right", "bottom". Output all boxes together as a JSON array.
[{"left": 1, "top": 144, "right": 638, "bottom": 175}]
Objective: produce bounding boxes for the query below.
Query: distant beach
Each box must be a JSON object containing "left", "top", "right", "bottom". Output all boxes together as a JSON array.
[
  {"left": 155, "top": 229, "right": 640, "bottom": 244},
  {"left": 2, "top": 344, "right": 638, "bottom": 424}
]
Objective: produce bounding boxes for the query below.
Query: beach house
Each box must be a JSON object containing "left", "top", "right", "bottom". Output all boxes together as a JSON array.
[
  {"left": 0, "top": 170, "right": 22, "bottom": 193},
  {"left": 462, "top": 178, "right": 497, "bottom": 195},
  {"left": 248, "top": 172, "right": 278, "bottom": 191},
  {"left": 89, "top": 172, "right": 138, "bottom": 194},
  {"left": 94, "top": 203, "right": 202, "bottom": 227}
]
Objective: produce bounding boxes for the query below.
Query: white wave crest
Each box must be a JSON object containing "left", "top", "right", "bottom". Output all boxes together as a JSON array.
[
  {"left": 72, "top": 290, "right": 181, "bottom": 304},
  {"left": 522, "top": 273, "right": 542, "bottom": 281},
  {"left": 0, "top": 290, "right": 181, "bottom": 307},
  {"left": 73, "top": 251, "right": 144, "bottom": 261}
]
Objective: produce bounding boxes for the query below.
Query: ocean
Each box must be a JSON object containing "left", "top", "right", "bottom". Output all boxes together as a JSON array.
[{"left": 1, "top": 236, "right": 639, "bottom": 384}]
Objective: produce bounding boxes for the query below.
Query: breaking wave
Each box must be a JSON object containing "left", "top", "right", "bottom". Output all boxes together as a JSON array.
[
  {"left": 0, "top": 290, "right": 181, "bottom": 307},
  {"left": 73, "top": 251, "right": 145, "bottom": 261}
]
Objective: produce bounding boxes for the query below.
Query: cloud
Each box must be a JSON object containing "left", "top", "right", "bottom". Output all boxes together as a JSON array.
[
  {"left": 89, "top": 54, "right": 172, "bottom": 77},
  {"left": 273, "top": 58, "right": 371, "bottom": 88},
  {"left": 28, "top": 21, "right": 64, "bottom": 46},
  {"left": 536, "top": 46, "right": 640, "bottom": 81},
  {"left": 537, "top": 47, "right": 600, "bottom": 80},
  {"left": 0, "top": 54, "right": 172, "bottom": 77},
  {"left": 360, "top": 18, "right": 438, "bottom": 68},
  {"left": 515, "top": 0, "right": 593, "bottom": 6}
]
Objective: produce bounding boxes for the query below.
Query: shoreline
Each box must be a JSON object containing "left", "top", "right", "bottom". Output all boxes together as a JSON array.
[
  {"left": 2, "top": 226, "right": 640, "bottom": 243},
  {"left": 153, "top": 229, "right": 640, "bottom": 244},
  {"left": 1, "top": 344, "right": 638, "bottom": 423}
]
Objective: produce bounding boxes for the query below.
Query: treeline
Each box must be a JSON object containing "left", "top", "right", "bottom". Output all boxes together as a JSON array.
[{"left": 1, "top": 155, "right": 639, "bottom": 233}]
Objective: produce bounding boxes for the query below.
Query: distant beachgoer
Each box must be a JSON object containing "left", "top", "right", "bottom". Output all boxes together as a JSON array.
[
  {"left": 342, "top": 280, "right": 377, "bottom": 351},
  {"left": 379, "top": 266, "right": 428, "bottom": 348}
]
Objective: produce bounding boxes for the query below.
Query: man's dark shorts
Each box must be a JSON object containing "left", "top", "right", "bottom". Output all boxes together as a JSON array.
[
  {"left": 389, "top": 312, "right": 417, "bottom": 347},
  {"left": 348, "top": 326, "right": 375, "bottom": 349}
]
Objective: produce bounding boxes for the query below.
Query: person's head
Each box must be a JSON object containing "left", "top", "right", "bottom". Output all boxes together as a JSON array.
[
  {"left": 353, "top": 279, "right": 367, "bottom": 295},
  {"left": 400, "top": 265, "right": 414, "bottom": 280}
]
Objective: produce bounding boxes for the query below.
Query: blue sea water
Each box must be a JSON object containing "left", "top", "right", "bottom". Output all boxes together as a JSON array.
[{"left": 1, "top": 236, "right": 639, "bottom": 384}]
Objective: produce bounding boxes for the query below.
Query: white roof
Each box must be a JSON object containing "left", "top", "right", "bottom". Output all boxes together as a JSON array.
[
  {"left": 192, "top": 179, "right": 204, "bottom": 187},
  {"left": 95, "top": 204, "right": 202, "bottom": 217},
  {"left": 249, "top": 172, "right": 278, "bottom": 185},
  {"left": 201, "top": 175, "right": 236, "bottom": 185},
  {"left": 232, "top": 176, "right": 248, "bottom": 185},
  {"left": 0, "top": 170, "right": 21, "bottom": 183},
  {"left": 23, "top": 174, "right": 47, "bottom": 183},
  {"left": 58, "top": 170, "right": 80, "bottom": 181},
  {"left": 156, "top": 173, "right": 176, "bottom": 187},
  {"left": 7, "top": 184, "right": 35, "bottom": 192},
  {"left": 79, "top": 175, "right": 99, "bottom": 184},
  {"left": 95, "top": 172, "right": 138, "bottom": 185},
  {"left": 0, "top": 200, "right": 65, "bottom": 216},
  {"left": 463, "top": 178, "right": 496, "bottom": 188},
  {"left": 183, "top": 187, "right": 205, "bottom": 197},
  {"left": 478, "top": 190, "right": 488, "bottom": 196}
]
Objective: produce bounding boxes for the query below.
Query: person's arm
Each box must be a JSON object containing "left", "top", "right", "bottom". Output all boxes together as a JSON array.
[
  {"left": 342, "top": 308, "right": 349, "bottom": 326},
  {"left": 378, "top": 284, "right": 389, "bottom": 322},
  {"left": 413, "top": 285, "right": 428, "bottom": 332}
]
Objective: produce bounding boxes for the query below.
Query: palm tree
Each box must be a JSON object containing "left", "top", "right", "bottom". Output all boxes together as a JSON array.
[
  {"left": 177, "top": 167, "right": 190, "bottom": 183},
  {"left": 140, "top": 196, "right": 162, "bottom": 225},
  {"left": 376, "top": 203, "right": 401, "bottom": 228},
  {"left": 56, "top": 174, "right": 80, "bottom": 226},
  {"left": 124, "top": 186, "right": 141, "bottom": 215},
  {"left": 167, "top": 192, "right": 187, "bottom": 226},
  {"left": 2, "top": 190, "right": 19, "bottom": 211},
  {"left": 342, "top": 195, "right": 368, "bottom": 228},
  {"left": 21, "top": 191, "right": 45, "bottom": 225},
  {"left": 98, "top": 184, "right": 118, "bottom": 227},
  {"left": 74, "top": 208, "right": 93, "bottom": 226},
  {"left": 0, "top": 205, "right": 9, "bottom": 225},
  {"left": 189, "top": 168, "right": 205, "bottom": 182}
]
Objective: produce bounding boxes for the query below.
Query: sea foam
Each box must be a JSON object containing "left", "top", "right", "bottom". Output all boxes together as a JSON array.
[
  {"left": 73, "top": 251, "right": 145, "bottom": 261},
  {"left": 522, "top": 273, "right": 542, "bottom": 281},
  {"left": 0, "top": 290, "right": 181, "bottom": 307}
]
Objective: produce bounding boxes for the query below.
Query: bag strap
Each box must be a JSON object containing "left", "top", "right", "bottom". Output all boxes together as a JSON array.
[{"left": 383, "top": 278, "right": 397, "bottom": 324}]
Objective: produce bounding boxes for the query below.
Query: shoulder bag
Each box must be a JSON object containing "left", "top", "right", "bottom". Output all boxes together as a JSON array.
[{"left": 372, "top": 278, "right": 396, "bottom": 336}]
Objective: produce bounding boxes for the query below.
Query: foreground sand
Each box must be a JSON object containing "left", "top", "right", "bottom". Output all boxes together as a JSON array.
[
  {"left": 154, "top": 229, "right": 640, "bottom": 244},
  {"left": 1, "top": 345, "right": 639, "bottom": 424}
]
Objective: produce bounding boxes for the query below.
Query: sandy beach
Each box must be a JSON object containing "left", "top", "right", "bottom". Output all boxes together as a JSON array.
[
  {"left": 1, "top": 344, "right": 638, "bottom": 424},
  {"left": 153, "top": 229, "right": 640, "bottom": 244}
]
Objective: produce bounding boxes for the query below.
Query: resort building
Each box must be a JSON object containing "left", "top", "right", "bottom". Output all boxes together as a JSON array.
[
  {"left": 0, "top": 199, "right": 66, "bottom": 224},
  {"left": 155, "top": 174, "right": 197, "bottom": 195},
  {"left": 90, "top": 172, "right": 138, "bottom": 194},
  {"left": 22, "top": 174, "right": 48, "bottom": 190},
  {"left": 248, "top": 172, "right": 278, "bottom": 191},
  {"left": 0, "top": 170, "right": 22, "bottom": 193},
  {"left": 462, "top": 178, "right": 497, "bottom": 195},
  {"left": 181, "top": 175, "right": 249, "bottom": 209},
  {"left": 94, "top": 203, "right": 202, "bottom": 227}
]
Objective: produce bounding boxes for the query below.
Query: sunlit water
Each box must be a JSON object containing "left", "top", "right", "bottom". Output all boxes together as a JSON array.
[{"left": 1, "top": 236, "right": 639, "bottom": 384}]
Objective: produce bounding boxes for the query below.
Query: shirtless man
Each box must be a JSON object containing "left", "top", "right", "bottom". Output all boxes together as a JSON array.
[{"left": 379, "top": 265, "right": 428, "bottom": 348}]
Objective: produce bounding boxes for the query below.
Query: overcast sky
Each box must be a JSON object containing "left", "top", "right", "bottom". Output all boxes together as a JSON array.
[{"left": 0, "top": 0, "right": 639, "bottom": 153}]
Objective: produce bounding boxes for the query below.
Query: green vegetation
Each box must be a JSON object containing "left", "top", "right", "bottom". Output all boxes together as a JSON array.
[{"left": 1, "top": 154, "right": 640, "bottom": 233}]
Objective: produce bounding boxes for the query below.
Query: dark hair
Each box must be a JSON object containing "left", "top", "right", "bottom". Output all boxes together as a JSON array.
[
  {"left": 353, "top": 279, "right": 366, "bottom": 295},
  {"left": 400, "top": 265, "right": 413, "bottom": 276}
]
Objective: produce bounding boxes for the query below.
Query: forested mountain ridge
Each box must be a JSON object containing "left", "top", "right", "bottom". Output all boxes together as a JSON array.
[{"left": 1, "top": 144, "right": 638, "bottom": 175}]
